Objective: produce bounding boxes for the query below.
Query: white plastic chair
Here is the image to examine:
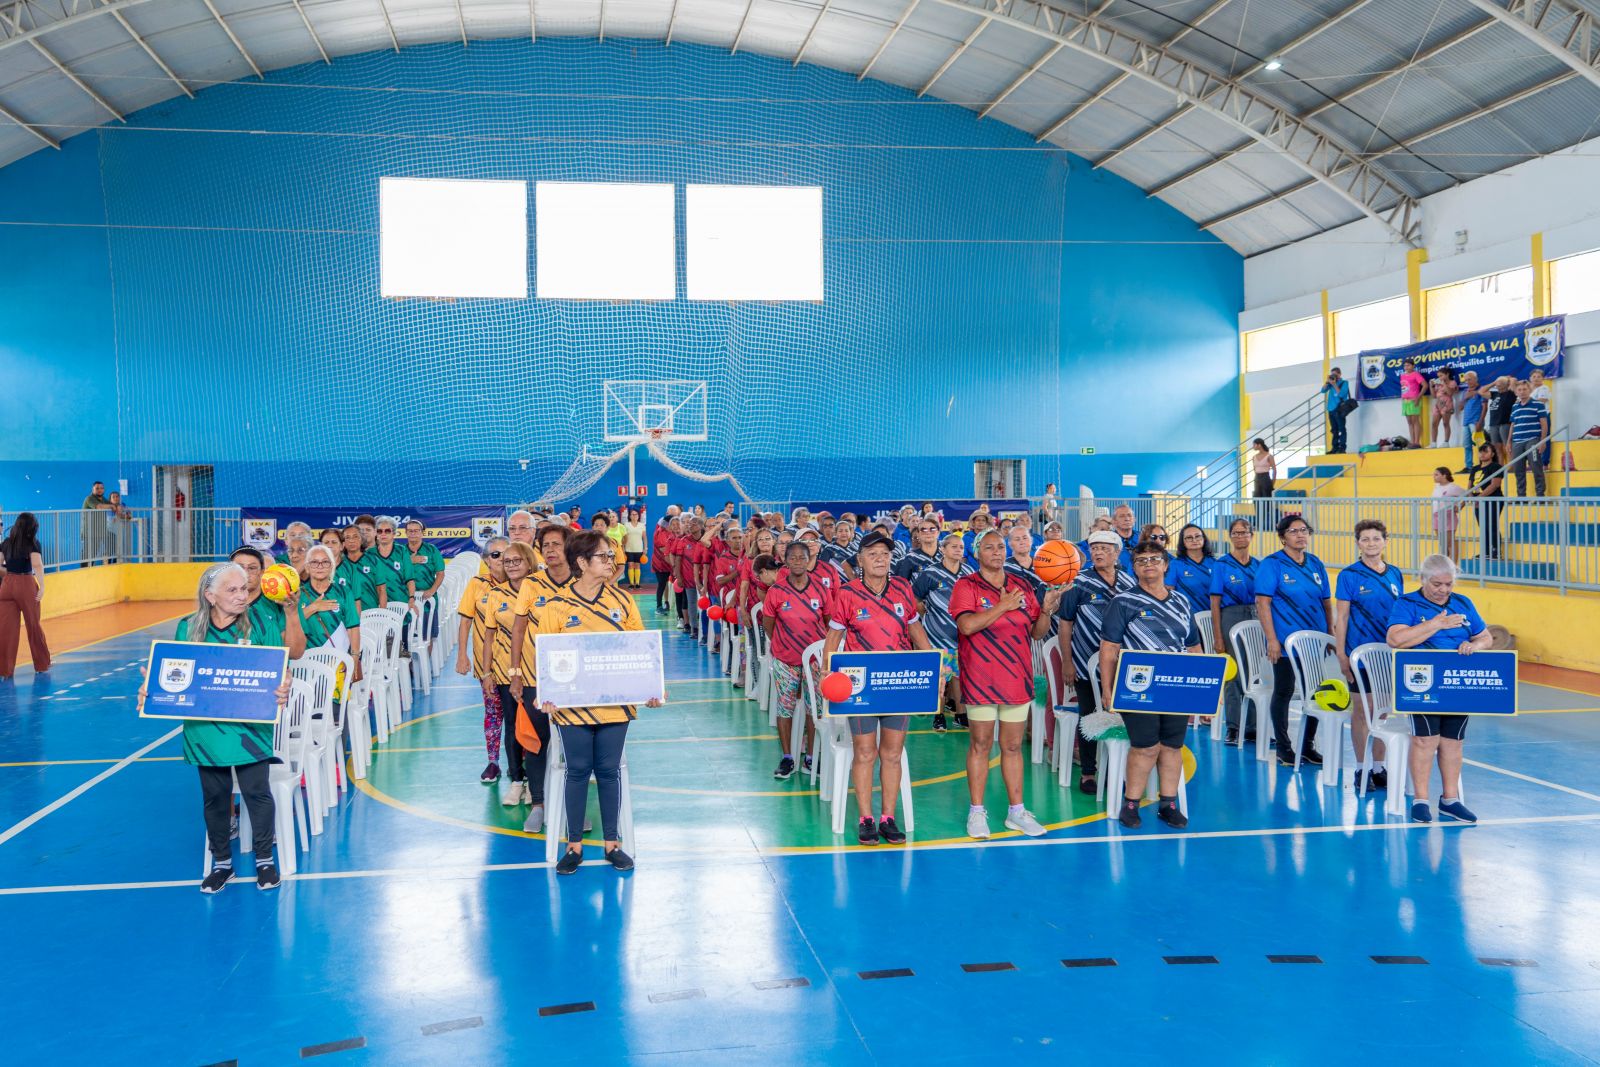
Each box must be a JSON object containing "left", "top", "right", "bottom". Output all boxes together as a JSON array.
[
  {"left": 542, "top": 726, "right": 636, "bottom": 864},
  {"left": 1030, "top": 638, "right": 1049, "bottom": 766},
  {"left": 303, "top": 645, "right": 361, "bottom": 784},
  {"left": 1230, "top": 620, "right": 1275, "bottom": 762},
  {"left": 408, "top": 595, "right": 434, "bottom": 696},
  {"left": 205, "top": 679, "right": 313, "bottom": 878},
  {"left": 289, "top": 658, "right": 339, "bottom": 823},
  {"left": 358, "top": 610, "right": 401, "bottom": 743},
  {"left": 1045, "top": 632, "right": 1079, "bottom": 788},
  {"left": 1194, "top": 611, "right": 1215, "bottom": 654},
  {"left": 719, "top": 589, "right": 737, "bottom": 676},
  {"left": 744, "top": 604, "right": 763, "bottom": 695},
  {"left": 799, "top": 641, "right": 832, "bottom": 786},
  {"left": 1350, "top": 642, "right": 1438, "bottom": 817},
  {"left": 1285, "top": 630, "right": 1349, "bottom": 789}
]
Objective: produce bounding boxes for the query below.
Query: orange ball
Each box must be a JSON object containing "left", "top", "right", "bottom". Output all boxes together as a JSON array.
[
  {"left": 820, "top": 671, "right": 853, "bottom": 703},
  {"left": 1033, "top": 539, "right": 1082, "bottom": 586}
]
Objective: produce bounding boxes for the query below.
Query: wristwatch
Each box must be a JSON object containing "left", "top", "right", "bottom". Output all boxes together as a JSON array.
[{"left": 508, "top": 667, "right": 523, "bottom": 677}]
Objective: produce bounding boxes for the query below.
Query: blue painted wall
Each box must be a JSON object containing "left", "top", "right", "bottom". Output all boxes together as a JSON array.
[{"left": 0, "top": 38, "right": 1240, "bottom": 518}]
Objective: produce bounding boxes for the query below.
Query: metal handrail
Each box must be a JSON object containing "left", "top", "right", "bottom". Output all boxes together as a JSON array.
[
  {"left": 1167, "top": 390, "right": 1328, "bottom": 500},
  {"left": 6, "top": 507, "right": 244, "bottom": 573}
]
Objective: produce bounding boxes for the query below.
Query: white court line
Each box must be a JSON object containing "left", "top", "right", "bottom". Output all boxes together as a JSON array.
[
  {"left": 0, "top": 727, "right": 182, "bottom": 849},
  {"left": 4, "top": 813, "right": 1599, "bottom": 896},
  {"left": 1464, "top": 758, "right": 1600, "bottom": 804}
]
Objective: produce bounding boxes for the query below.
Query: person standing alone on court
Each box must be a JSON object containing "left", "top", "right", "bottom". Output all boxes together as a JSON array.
[{"left": 0, "top": 513, "right": 50, "bottom": 679}]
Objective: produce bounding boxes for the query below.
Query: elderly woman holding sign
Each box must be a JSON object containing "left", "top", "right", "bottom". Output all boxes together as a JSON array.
[
  {"left": 139, "top": 562, "right": 292, "bottom": 893},
  {"left": 1386, "top": 554, "right": 1494, "bottom": 825}
]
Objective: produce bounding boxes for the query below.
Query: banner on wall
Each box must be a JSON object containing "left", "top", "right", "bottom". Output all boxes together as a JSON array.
[
  {"left": 1356, "top": 315, "right": 1565, "bottom": 401},
  {"left": 787, "top": 499, "right": 1033, "bottom": 529},
  {"left": 239, "top": 507, "right": 504, "bottom": 557}
]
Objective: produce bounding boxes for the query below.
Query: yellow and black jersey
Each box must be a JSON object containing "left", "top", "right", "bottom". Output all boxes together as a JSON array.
[
  {"left": 456, "top": 575, "right": 495, "bottom": 680},
  {"left": 536, "top": 582, "right": 646, "bottom": 726},
  {"left": 480, "top": 579, "right": 520, "bottom": 687},
  {"left": 513, "top": 570, "right": 572, "bottom": 674}
]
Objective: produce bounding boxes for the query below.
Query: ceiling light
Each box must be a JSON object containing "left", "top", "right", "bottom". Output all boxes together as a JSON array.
[{"left": 1264, "top": 58, "right": 1282, "bottom": 71}]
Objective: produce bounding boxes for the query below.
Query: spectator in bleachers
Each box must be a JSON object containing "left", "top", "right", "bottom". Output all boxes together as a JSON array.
[
  {"left": 1508, "top": 379, "right": 1549, "bottom": 496},
  {"left": 1458, "top": 370, "right": 1484, "bottom": 474},
  {"left": 80, "top": 480, "right": 112, "bottom": 565},
  {"left": 1321, "top": 367, "right": 1351, "bottom": 454},
  {"left": 1431, "top": 467, "right": 1467, "bottom": 561},
  {"left": 1466, "top": 443, "right": 1507, "bottom": 560}
]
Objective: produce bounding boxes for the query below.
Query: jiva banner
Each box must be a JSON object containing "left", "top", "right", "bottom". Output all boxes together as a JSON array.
[
  {"left": 1356, "top": 315, "right": 1565, "bottom": 401},
  {"left": 240, "top": 507, "right": 505, "bottom": 558}
]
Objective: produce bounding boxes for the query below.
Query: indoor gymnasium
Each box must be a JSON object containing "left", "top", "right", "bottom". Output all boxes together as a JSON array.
[{"left": 5, "top": 0, "right": 1600, "bottom": 1063}]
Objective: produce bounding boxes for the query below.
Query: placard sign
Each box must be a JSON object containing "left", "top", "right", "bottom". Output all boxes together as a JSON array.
[
  {"left": 140, "top": 640, "right": 289, "bottom": 724},
  {"left": 1108, "top": 650, "right": 1228, "bottom": 716},
  {"left": 1392, "top": 649, "right": 1518, "bottom": 715},
  {"left": 825, "top": 650, "right": 943, "bottom": 716},
  {"left": 535, "top": 630, "right": 665, "bottom": 710}
]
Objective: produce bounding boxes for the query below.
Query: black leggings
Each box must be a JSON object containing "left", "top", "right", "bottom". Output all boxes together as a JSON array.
[
  {"left": 200, "top": 760, "right": 274, "bottom": 865},
  {"left": 1270, "top": 654, "right": 1318, "bottom": 753},
  {"left": 558, "top": 720, "right": 630, "bottom": 843},
  {"left": 655, "top": 571, "right": 672, "bottom": 612},
  {"left": 495, "top": 684, "right": 552, "bottom": 791},
  {"left": 1071, "top": 678, "right": 1100, "bottom": 777}
]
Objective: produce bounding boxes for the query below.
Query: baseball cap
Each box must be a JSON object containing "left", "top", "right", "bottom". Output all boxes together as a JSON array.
[
  {"left": 1087, "top": 530, "right": 1123, "bottom": 548},
  {"left": 857, "top": 531, "right": 895, "bottom": 554}
]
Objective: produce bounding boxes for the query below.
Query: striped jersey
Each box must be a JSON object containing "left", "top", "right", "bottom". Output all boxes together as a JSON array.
[
  {"left": 1509, "top": 398, "right": 1548, "bottom": 443},
  {"left": 535, "top": 581, "right": 647, "bottom": 725},
  {"left": 950, "top": 571, "right": 1040, "bottom": 706},
  {"left": 456, "top": 574, "right": 495, "bottom": 679},
  {"left": 1101, "top": 585, "right": 1202, "bottom": 653},
  {"left": 911, "top": 560, "right": 972, "bottom": 651},
  {"left": 1056, "top": 567, "right": 1136, "bottom": 677},
  {"left": 828, "top": 575, "right": 921, "bottom": 652}
]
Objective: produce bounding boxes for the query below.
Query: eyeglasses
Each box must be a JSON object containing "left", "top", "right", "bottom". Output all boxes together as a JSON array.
[
  {"left": 1132, "top": 555, "right": 1166, "bottom": 566},
  {"left": 1284, "top": 526, "right": 1310, "bottom": 536},
  {"left": 590, "top": 552, "right": 616, "bottom": 562},
  {"left": 485, "top": 550, "right": 503, "bottom": 559}
]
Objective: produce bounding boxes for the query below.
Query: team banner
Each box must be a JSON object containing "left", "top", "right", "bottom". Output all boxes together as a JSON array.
[
  {"left": 534, "top": 630, "right": 665, "bottom": 710},
  {"left": 239, "top": 506, "right": 505, "bottom": 557},
  {"left": 1356, "top": 315, "right": 1565, "bottom": 401},
  {"left": 789, "top": 499, "right": 1032, "bottom": 528},
  {"left": 1108, "top": 650, "right": 1227, "bottom": 716},
  {"left": 1392, "top": 649, "right": 1518, "bottom": 716},
  {"left": 825, "top": 650, "right": 943, "bottom": 716},
  {"left": 140, "top": 640, "right": 289, "bottom": 723}
]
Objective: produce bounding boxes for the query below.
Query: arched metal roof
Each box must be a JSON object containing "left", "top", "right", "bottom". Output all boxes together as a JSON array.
[{"left": 2, "top": 0, "right": 1597, "bottom": 254}]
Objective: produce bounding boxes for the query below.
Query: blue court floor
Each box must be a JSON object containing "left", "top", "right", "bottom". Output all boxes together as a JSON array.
[{"left": 4, "top": 603, "right": 1600, "bottom": 1065}]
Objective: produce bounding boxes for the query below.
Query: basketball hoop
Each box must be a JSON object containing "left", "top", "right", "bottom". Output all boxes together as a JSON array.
[{"left": 647, "top": 427, "right": 667, "bottom": 443}]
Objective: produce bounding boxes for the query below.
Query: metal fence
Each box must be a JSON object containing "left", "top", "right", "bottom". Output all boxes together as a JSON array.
[{"left": 23, "top": 508, "right": 243, "bottom": 572}]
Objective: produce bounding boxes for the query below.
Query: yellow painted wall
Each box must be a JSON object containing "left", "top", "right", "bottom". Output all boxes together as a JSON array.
[{"left": 41, "top": 563, "right": 209, "bottom": 621}]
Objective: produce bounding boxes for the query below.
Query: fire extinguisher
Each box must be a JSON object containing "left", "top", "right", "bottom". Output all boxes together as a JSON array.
[{"left": 174, "top": 489, "right": 186, "bottom": 524}]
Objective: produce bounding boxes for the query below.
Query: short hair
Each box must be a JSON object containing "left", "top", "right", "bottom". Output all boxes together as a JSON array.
[
  {"left": 565, "top": 529, "right": 607, "bottom": 572},
  {"left": 284, "top": 521, "right": 311, "bottom": 534},
  {"left": 342, "top": 523, "right": 362, "bottom": 538},
  {"left": 538, "top": 524, "right": 570, "bottom": 550},
  {"left": 305, "top": 544, "right": 337, "bottom": 567},
  {"left": 1129, "top": 539, "right": 1168, "bottom": 560},
  {"left": 782, "top": 541, "right": 808, "bottom": 559},
  {"left": 1276, "top": 513, "right": 1312, "bottom": 538},
  {"left": 1227, "top": 517, "right": 1254, "bottom": 534},
  {"left": 289, "top": 534, "right": 315, "bottom": 551},
  {"left": 755, "top": 552, "right": 783, "bottom": 572},
  {"left": 355, "top": 514, "right": 377, "bottom": 527},
  {"left": 1419, "top": 553, "right": 1457, "bottom": 582},
  {"left": 508, "top": 509, "right": 535, "bottom": 527},
  {"left": 503, "top": 541, "right": 539, "bottom": 571},
  {"left": 1353, "top": 518, "right": 1388, "bottom": 539},
  {"left": 405, "top": 518, "right": 424, "bottom": 531}
]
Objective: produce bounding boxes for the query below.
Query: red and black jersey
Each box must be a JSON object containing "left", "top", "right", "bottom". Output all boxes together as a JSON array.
[
  {"left": 739, "top": 556, "right": 773, "bottom": 611},
  {"left": 651, "top": 525, "right": 674, "bottom": 573},
  {"left": 829, "top": 576, "right": 921, "bottom": 652},
  {"left": 949, "top": 571, "right": 1040, "bottom": 706},
  {"left": 762, "top": 573, "right": 833, "bottom": 667}
]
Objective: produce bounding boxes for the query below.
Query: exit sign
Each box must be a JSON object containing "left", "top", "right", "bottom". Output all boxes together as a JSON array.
[{"left": 1080, "top": 447, "right": 1096, "bottom": 455}]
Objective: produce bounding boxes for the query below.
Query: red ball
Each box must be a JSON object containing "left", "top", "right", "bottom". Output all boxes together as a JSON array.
[
  {"left": 673, "top": 580, "right": 683, "bottom": 592},
  {"left": 697, "top": 595, "right": 711, "bottom": 609},
  {"left": 820, "top": 671, "right": 853, "bottom": 703},
  {"left": 706, "top": 606, "right": 725, "bottom": 621}
]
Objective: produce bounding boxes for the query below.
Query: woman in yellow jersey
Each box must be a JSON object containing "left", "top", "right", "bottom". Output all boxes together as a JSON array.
[
  {"left": 481, "top": 542, "right": 535, "bottom": 808},
  {"left": 456, "top": 535, "right": 509, "bottom": 785},
  {"left": 509, "top": 524, "right": 572, "bottom": 683},
  {"left": 539, "top": 530, "right": 663, "bottom": 875}
]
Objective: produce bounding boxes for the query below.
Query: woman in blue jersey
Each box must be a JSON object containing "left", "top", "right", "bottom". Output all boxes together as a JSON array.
[
  {"left": 1165, "top": 524, "right": 1214, "bottom": 615},
  {"left": 1332, "top": 519, "right": 1404, "bottom": 792},
  {"left": 912, "top": 532, "right": 973, "bottom": 732},
  {"left": 1210, "top": 518, "right": 1259, "bottom": 744},
  {"left": 1386, "top": 554, "right": 1493, "bottom": 824},
  {"left": 1254, "top": 514, "right": 1330, "bottom": 767}
]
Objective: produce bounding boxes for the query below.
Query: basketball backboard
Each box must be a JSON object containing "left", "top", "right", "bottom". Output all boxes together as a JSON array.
[{"left": 603, "top": 380, "right": 708, "bottom": 442}]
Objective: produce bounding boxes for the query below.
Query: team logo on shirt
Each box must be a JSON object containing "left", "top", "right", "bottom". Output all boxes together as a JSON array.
[
  {"left": 808, "top": 599, "right": 820, "bottom": 610},
  {"left": 1125, "top": 664, "right": 1154, "bottom": 693},
  {"left": 893, "top": 603, "right": 905, "bottom": 618},
  {"left": 1361, "top": 354, "right": 1386, "bottom": 389},
  {"left": 535, "top": 596, "right": 548, "bottom": 607},
  {"left": 1313, "top": 573, "right": 1324, "bottom": 586},
  {"left": 609, "top": 609, "right": 622, "bottom": 622},
  {"left": 1403, "top": 664, "right": 1434, "bottom": 694},
  {"left": 566, "top": 615, "right": 581, "bottom": 627},
  {"left": 549, "top": 650, "right": 579, "bottom": 684},
  {"left": 855, "top": 607, "right": 871, "bottom": 620},
  {"left": 980, "top": 597, "right": 992, "bottom": 609},
  {"left": 157, "top": 658, "right": 195, "bottom": 693}
]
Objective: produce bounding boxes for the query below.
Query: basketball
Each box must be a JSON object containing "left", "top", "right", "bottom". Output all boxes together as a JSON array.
[
  {"left": 1222, "top": 654, "right": 1238, "bottom": 682},
  {"left": 1033, "top": 539, "right": 1082, "bottom": 585},
  {"left": 1313, "top": 677, "right": 1351, "bottom": 712},
  {"left": 820, "top": 671, "right": 852, "bottom": 704},
  {"left": 260, "top": 563, "right": 300, "bottom": 604},
  {"left": 706, "top": 605, "right": 724, "bottom": 621}
]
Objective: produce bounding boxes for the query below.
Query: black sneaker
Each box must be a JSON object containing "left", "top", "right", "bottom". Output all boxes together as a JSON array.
[
  {"left": 1277, "top": 748, "right": 1297, "bottom": 767},
  {"left": 1368, "top": 768, "right": 1388, "bottom": 791},
  {"left": 555, "top": 848, "right": 584, "bottom": 875},
  {"left": 802, "top": 754, "right": 813, "bottom": 774},
  {"left": 878, "top": 816, "right": 907, "bottom": 845},
  {"left": 1225, "top": 726, "right": 1240, "bottom": 744},
  {"left": 480, "top": 761, "right": 500, "bottom": 784},
  {"left": 857, "top": 817, "right": 880, "bottom": 846},
  {"left": 1078, "top": 774, "right": 1096, "bottom": 796},
  {"left": 953, "top": 713, "right": 969, "bottom": 729},
  {"left": 605, "top": 847, "right": 635, "bottom": 871},
  {"left": 1118, "top": 799, "right": 1141, "bottom": 828},
  {"left": 773, "top": 756, "right": 796, "bottom": 780},
  {"left": 1157, "top": 803, "right": 1188, "bottom": 829},
  {"left": 932, "top": 713, "right": 948, "bottom": 733},
  {"left": 1244, "top": 730, "right": 1257, "bottom": 743},
  {"left": 200, "top": 867, "right": 233, "bottom": 894},
  {"left": 255, "top": 864, "right": 281, "bottom": 891},
  {"left": 1300, "top": 748, "right": 1324, "bottom": 766}
]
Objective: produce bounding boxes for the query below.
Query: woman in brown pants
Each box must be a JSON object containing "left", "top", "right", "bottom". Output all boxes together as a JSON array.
[{"left": 0, "top": 512, "right": 50, "bottom": 679}]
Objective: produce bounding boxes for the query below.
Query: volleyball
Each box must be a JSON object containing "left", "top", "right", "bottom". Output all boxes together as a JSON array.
[
  {"left": 1033, "top": 539, "right": 1083, "bottom": 586},
  {"left": 260, "top": 563, "right": 300, "bottom": 604},
  {"left": 1313, "top": 677, "right": 1351, "bottom": 712},
  {"left": 820, "top": 672, "right": 852, "bottom": 703}
]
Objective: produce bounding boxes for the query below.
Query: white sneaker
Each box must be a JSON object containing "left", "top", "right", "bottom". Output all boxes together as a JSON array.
[
  {"left": 1004, "top": 809, "right": 1047, "bottom": 837},
  {"left": 523, "top": 803, "right": 544, "bottom": 834},
  {"left": 520, "top": 781, "right": 535, "bottom": 805},
  {"left": 966, "top": 808, "right": 991, "bottom": 840},
  {"left": 499, "top": 779, "right": 520, "bottom": 806}
]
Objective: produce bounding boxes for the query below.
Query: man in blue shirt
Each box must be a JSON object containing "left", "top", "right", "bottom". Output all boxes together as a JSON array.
[
  {"left": 1457, "top": 370, "right": 1483, "bottom": 474},
  {"left": 1385, "top": 553, "right": 1494, "bottom": 824},
  {"left": 1321, "top": 367, "right": 1352, "bottom": 454},
  {"left": 1254, "top": 514, "right": 1331, "bottom": 766},
  {"left": 1507, "top": 380, "right": 1549, "bottom": 496}
]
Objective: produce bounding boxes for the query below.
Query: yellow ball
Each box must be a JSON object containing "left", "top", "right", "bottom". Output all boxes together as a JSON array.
[
  {"left": 260, "top": 563, "right": 301, "bottom": 604},
  {"left": 1313, "top": 677, "right": 1351, "bottom": 712},
  {"left": 1222, "top": 654, "right": 1238, "bottom": 682}
]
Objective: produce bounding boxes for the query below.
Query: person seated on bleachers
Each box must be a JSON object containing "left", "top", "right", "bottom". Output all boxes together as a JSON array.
[{"left": 1385, "top": 553, "right": 1494, "bottom": 824}]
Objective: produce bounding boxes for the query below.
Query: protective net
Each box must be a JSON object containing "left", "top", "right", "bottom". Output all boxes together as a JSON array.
[{"left": 85, "top": 36, "right": 1181, "bottom": 508}]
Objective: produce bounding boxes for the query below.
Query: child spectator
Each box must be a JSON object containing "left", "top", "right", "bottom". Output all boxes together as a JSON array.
[
  {"left": 1429, "top": 366, "right": 1457, "bottom": 447},
  {"left": 1400, "top": 359, "right": 1426, "bottom": 446}
]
